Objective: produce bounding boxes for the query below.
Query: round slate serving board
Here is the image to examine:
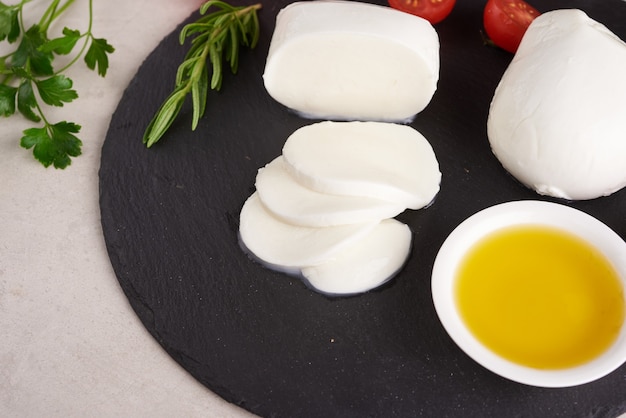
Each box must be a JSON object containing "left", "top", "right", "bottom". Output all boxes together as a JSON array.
[{"left": 99, "top": 1, "right": 626, "bottom": 417}]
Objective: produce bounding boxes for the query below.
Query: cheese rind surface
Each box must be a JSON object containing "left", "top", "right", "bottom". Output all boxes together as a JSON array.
[
  {"left": 263, "top": 0, "right": 440, "bottom": 122},
  {"left": 487, "top": 9, "right": 626, "bottom": 200}
]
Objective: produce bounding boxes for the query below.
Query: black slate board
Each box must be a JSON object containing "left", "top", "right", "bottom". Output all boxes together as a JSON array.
[{"left": 99, "top": 1, "right": 626, "bottom": 417}]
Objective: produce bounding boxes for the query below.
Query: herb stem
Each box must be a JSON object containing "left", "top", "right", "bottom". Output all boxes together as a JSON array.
[
  {"left": 53, "top": 0, "right": 94, "bottom": 76},
  {"left": 50, "top": 0, "right": 77, "bottom": 24},
  {"left": 39, "top": 0, "right": 76, "bottom": 33},
  {"left": 33, "top": 87, "right": 50, "bottom": 127},
  {"left": 38, "top": 0, "right": 59, "bottom": 30},
  {"left": 174, "top": 41, "right": 210, "bottom": 104},
  {"left": 18, "top": 1, "right": 28, "bottom": 33}
]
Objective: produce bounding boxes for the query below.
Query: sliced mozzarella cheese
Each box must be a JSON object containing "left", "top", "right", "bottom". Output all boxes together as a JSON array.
[
  {"left": 255, "top": 157, "right": 406, "bottom": 227},
  {"left": 301, "top": 219, "right": 411, "bottom": 295},
  {"left": 263, "top": 0, "right": 440, "bottom": 122},
  {"left": 487, "top": 9, "right": 626, "bottom": 200},
  {"left": 239, "top": 192, "right": 379, "bottom": 268},
  {"left": 281, "top": 121, "right": 441, "bottom": 210}
]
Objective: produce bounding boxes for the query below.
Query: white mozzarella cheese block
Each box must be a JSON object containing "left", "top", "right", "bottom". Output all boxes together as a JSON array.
[
  {"left": 487, "top": 9, "right": 626, "bottom": 200},
  {"left": 239, "top": 192, "right": 379, "bottom": 268},
  {"left": 263, "top": 0, "right": 440, "bottom": 122},
  {"left": 301, "top": 219, "right": 411, "bottom": 295},
  {"left": 255, "top": 157, "right": 406, "bottom": 227},
  {"left": 281, "top": 121, "right": 441, "bottom": 210}
]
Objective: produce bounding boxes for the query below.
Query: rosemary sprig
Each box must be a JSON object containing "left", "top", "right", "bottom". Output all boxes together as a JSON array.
[{"left": 142, "top": 0, "right": 262, "bottom": 148}]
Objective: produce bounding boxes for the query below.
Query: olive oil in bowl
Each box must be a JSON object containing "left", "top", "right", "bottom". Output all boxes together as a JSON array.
[
  {"left": 431, "top": 201, "right": 626, "bottom": 387},
  {"left": 455, "top": 225, "right": 625, "bottom": 370}
]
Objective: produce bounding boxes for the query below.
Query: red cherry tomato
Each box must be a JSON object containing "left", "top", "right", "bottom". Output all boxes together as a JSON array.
[
  {"left": 388, "top": 0, "right": 456, "bottom": 24},
  {"left": 483, "top": 0, "right": 540, "bottom": 53}
]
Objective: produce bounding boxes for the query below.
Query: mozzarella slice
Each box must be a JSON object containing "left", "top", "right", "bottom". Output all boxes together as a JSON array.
[
  {"left": 263, "top": 0, "right": 440, "bottom": 122},
  {"left": 239, "top": 192, "right": 379, "bottom": 268},
  {"left": 301, "top": 219, "right": 411, "bottom": 295},
  {"left": 281, "top": 121, "right": 441, "bottom": 210},
  {"left": 487, "top": 9, "right": 626, "bottom": 200},
  {"left": 255, "top": 157, "right": 406, "bottom": 227}
]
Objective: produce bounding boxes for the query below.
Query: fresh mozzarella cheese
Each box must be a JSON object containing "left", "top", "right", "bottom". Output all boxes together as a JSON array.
[
  {"left": 255, "top": 157, "right": 406, "bottom": 227},
  {"left": 301, "top": 219, "right": 411, "bottom": 295},
  {"left": 239, "top": 192, "right": 379, "bottom": 268},
  {"left": 487, "top": 9, "right": 626, "bottom": 200},
  {"left": 263, "top": 0, "right": 440, "bottom": 122},
  {"left": 281, "top": 121, "right": 441, "bottom": 210}
]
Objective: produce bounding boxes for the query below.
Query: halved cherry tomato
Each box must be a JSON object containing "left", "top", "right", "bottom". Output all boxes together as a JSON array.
[
  {"left": 388, "top": 0, "right": 456, "bottom": 24},
  {"left": 483, "top": 0, "right": 540, "bottom": 53}
]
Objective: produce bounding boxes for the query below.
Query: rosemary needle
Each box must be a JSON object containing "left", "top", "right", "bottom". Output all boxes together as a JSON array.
[{"left": 143, "top": 0, "right": 262, "bottom": 148}]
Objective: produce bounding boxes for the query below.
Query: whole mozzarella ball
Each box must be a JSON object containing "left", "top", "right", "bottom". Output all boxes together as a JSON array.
[{"left": 487, "top": 9, "right": 626, "bottom": 200}]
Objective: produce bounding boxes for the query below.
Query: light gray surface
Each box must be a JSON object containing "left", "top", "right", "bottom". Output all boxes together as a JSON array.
[
  {"left": 1, "top": 1, "right": 254, "bottom": 416},
  {"left": 2, "top": 1, "right": 625, "bottom": 417}
]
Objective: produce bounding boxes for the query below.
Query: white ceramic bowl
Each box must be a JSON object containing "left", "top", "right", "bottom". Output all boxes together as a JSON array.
[{"left": 431, "top": 200, "right": 626, "bottom": 387}]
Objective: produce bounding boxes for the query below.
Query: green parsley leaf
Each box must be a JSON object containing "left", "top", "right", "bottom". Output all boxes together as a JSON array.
[
  {"left": 84, "top": 37, "right": 114, "bottom": 77},
  {"left": 36, "top": 75, "right": 78, "bottom": 107},
  {"left": 1, "top": 0, "right": 114, "bottom": 169},
  {"left": 0, "top": 3, "right": 19, "bottom": 43},
  {"left": 39, "top": 27, "right": 81, "bottom": 55},
  {"left": 12, "top": 25, "right": 54, "bottom": 76},
  {"left": 20, "top": 121, "right": 82, "bottom": 169},
  {"left": 0, "top": 84, "right": 17, "bottom": 116},
  {"left": 17, "top": 81, "right": 41, "bottom": 122},
  {"left": 10, "top": 66, "right": 29, "bottom": 79}
]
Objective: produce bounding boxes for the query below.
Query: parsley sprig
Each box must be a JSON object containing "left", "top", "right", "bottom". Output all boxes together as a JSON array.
[
  {"left": 0, "top": 0, "right": 114, "bottom": 168},
  {"left": 143, "top": 0, "right": 261, "bottom": 148}
]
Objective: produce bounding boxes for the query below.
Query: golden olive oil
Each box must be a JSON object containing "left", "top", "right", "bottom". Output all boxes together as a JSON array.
[{"left": 455, "top": 225, "right": 624, "bottom": 370}]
